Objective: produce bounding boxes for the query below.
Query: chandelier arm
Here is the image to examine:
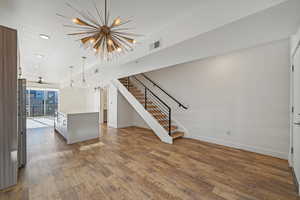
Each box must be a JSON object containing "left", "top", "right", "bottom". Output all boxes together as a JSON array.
[
  {"left": 111, "top": 35, "right": 132, "bottom": 50},
  {"left": 113, "top": 34, "right": 134, "bottom": 45},
  {"left": 114, "top": 19, "right": 132, "bottom": 27},
  {"left": 67, "top": 31, "right": 99, "bottom": 36},
  {"left": 111, "top": 28, "right": 135, "bottom": 32},
  {"left": 66, "top": 2, "right": 99, "bottom": 28},
  {"left": 93, "top": 34, "right": 105, "bottom": 50},
  {"left": 74, "top": 18, "right": 99, "bottom": 29},
  {"left": 63, "top": 24, "right": 96, "bottom": 30},
  {"left": 85, "top": 10, "right": 102, "bottom": 27},
  {"left": 94, "top": 3, "right": 105, "bottom": 25},
  {"left": 114, "top": 34, "right": 135, "bottom": 44},
  {"left": 111, "top": 31, "right": 142, "bottom": 37}
]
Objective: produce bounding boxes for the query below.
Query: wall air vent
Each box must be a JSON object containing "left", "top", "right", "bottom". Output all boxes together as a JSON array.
[{"left": 150, "top": 40, "right": 161, "bottom": 50}]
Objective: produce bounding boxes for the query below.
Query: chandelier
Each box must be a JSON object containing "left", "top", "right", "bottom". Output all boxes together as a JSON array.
[{"left": 59, "top": 0, "right": 139, "bottom": 60}]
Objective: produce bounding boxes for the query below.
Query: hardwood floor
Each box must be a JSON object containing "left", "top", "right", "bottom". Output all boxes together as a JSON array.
[{"left": 0, "top": 125, "right": 299, "bottom": 200}]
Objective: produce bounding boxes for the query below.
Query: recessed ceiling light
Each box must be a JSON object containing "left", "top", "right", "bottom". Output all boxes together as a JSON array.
[
  {"left": 39, "top": 34, "right": 50, "bottom": 40},
  {"left": 35, "top": 54, "right": 45, "bottom": 59}
]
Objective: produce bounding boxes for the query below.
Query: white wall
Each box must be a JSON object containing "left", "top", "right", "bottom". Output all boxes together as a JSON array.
[
  {"left": 27, "top": 82, "right": 60, "bottom": 90},
  {"left": 108, "top": 84, "right": 118, "bottom": 128},
  {"left": 59, "top": 87, "right": 99, "bottom": 114},
  {"left": 108, "top": 84, "right": 150, "bottom": 129},
  {"left": 132, "top": 112, "right": 150, "bottom": 129},
  {"left": 107, "top": 83, "right": 150, "bottom": 129},
  {"left": 80, "top": 0, "right": 300, "bottom": 89},
  {"left": 117, "top": 92, "right": 136, "bottom": 128},
  {"left": 143, "top": 39, "right": 290, "bottom": 159}
]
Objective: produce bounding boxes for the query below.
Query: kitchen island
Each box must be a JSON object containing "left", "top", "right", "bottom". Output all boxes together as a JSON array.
[{"left": 54, "top": 111, "right": 99, "bottom": 144}]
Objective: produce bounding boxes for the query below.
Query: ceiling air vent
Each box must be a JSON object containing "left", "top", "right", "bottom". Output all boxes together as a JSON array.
[{"left": 150, "top": 40, "right": 161, "bottom": 50}]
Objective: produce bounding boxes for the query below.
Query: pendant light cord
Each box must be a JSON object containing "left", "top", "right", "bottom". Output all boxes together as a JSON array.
[
  {"left": 82, "top": 57, "right": 86, "bottom": 83},
  {"left": 105, "top": 0, "right": 107, "bottom": 25}
]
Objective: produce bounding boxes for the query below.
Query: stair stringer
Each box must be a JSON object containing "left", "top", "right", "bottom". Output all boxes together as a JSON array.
[{"left": 112, "top": 80, "right": 173, "bottom": 144}]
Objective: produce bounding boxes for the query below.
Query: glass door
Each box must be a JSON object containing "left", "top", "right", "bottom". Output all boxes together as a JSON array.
[
  {"left": 26, "top": 89, "right": 58, "bottom": 117},
  {"left": 29, "top": 90, "right": 45, "bottom": 117},
  {"left": 45, "top": 91, "right": 58, "bottom": 116}
]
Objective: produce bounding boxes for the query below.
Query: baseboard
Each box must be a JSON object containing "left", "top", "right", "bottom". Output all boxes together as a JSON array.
[
  {"left": 0, "top": 183, "right": 18, "bottom": 192},
  {"left": 129, "top": 126, "right": 288, "bottom": 159},
  {"left": 185, "top": 134, "right": 288, "bottom": 159},
  {"left": 291, "top": 167, "right": 299, "bottom": 195}
]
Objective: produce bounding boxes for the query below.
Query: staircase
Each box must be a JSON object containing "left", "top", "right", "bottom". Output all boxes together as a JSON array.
[{"left": 114, "top": 75, "right": 186, "bottom": 144}]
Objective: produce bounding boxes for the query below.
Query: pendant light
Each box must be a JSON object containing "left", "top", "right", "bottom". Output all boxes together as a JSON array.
[
  {"left": 81, "top": 56, "right": 89, "bottom": 88},
  {"left": 69, "top": 66, "right": 74, "bottom": 87}
]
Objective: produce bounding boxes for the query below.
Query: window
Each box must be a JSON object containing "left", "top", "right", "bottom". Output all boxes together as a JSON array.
[{"left": 26, "top": 89, "right": 58, "bottom": 117}]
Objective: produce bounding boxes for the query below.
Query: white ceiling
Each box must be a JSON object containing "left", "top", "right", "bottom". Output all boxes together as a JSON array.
[{"left": 0, "top": 0, "right": 289, "bottom": 84}]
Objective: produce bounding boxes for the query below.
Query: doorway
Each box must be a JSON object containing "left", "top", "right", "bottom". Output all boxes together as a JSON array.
[
  {"left": 100, "top": 87, "right": 108, "bottom": 124},
  {"left": 292, "top": 41, "right": 300, "bottom": 194},
  {"left": 26, "top": 88, "right": 59, "bottom": 129}
]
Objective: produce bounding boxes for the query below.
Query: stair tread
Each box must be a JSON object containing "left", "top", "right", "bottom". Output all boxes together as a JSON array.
[
  {"left": 132, "top": 93, "right": 144, "bottom": 97},
  {"left": 146, "top": 105, "right": 158, "bottom": 109},
  {"left": 171, "top": 132, "right": 184, "bottom": 139},
  {"left": 129, "top": 87, "right": 140, "bottom": 90},
  {"left": 136, "top": 96, "right": 146, "bottom": 99},
  {"left": 131, "top": 91, "right": 143, "bottom": 95},
  {"left": 164, "top": 125, "right": 177, "bottom": 131},
  {"left": 130, "top": 89, "right": 141, "bottom": 93},
  {"left": 153, "top": 114, "right": 167, "bottom": 118},
  {"left": 158, "top": 119, "right": 168, "bottom": 123},
  {"left": 139, "top": 100, "right": 153, "bottom": 104},
  {"left": 148, "top": 110, "right": 163, "bottom": 114},
  {"left": 153, "top": 113, "right": 167, "bottom": 117},
  {"left": 150, "top": 111, "right": 165, "bottom": 116}
]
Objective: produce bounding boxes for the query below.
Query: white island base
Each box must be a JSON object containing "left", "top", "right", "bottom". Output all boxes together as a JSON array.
[{"left": 55, "top": 111, "right": 100, "bottom": 144}]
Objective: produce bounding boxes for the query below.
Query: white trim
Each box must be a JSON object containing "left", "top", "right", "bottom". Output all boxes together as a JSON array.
[
  {"left": 289, "top": 33, "right": 300, "bottom": 167},
  {"left": 185, "top": 134, "right": 288, "bottom": 160},
  {"left": 292, "top": 40, "right": 300, "bottom": 59},
  {"left": 289, "top": 61, "right": 294, "bottom": 167},
  {"left": 27, "top": 87, "right": 59, "bottom": 91}
]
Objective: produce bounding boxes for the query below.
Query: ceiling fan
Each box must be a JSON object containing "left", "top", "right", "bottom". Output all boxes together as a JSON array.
[{"left": 28, "top": 76, "right": 52, "bottom": 85}]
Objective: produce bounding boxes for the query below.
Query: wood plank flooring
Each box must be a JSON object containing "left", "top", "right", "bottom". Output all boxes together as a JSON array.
[{"left": 0, "top": 125, "right": 299, "bottom": 200}]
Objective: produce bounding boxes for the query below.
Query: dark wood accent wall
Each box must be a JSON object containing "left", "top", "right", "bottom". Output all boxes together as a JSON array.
[{"left": 0, "top": 25, "right": 18, "bottom": 190}]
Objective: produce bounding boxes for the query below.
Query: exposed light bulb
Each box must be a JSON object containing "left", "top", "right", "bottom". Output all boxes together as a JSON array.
[
  {"left": 72, "top": 18, "right": 79, "bottom": 24},
  {"left": 117, "top": 48, "right": 122, "bottom": 52},
  {"left": 90, "top": 38, "right": 95, "bottom": 44},
  {"left": 114, "top": 17, "right": 121, "bottom": 26},
  {"left": 133, "top": 39, "right": 137, "bottom": 44},
  {"left": 107, "top": 39, "right": 113, "bottom": 46}
]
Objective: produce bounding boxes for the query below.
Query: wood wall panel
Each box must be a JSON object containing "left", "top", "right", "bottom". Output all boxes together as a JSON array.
[{"left": 0, "top": 25, "right": 18, "bottom": 190}]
